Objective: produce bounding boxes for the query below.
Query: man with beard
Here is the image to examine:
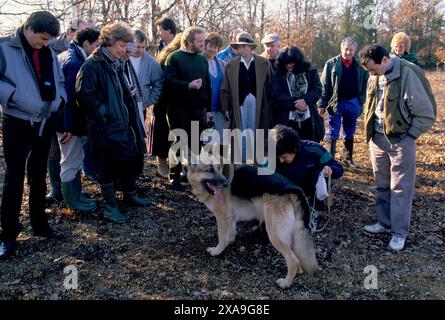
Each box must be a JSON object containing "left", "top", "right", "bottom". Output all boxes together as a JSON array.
[{"left": 164, "top": 26, "right": 211, "bottom": 190}]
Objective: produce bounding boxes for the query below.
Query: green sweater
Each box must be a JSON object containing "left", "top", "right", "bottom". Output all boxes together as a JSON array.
[
  {"left": 393, "top": 51, "right": 419, "bottom": 65},
  {"left": 164, "top": 50, "right": 211, "bottom": 111}
]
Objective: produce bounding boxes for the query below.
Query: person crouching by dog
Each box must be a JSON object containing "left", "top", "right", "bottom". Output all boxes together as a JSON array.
[
  {"left": 272, "top": 125, "right": 343, "bottom": 208},
  {"left": 75, "top": 22, "right": 149, "bottom": 223},
  {"left": 270, "top": 46, "right": 324, "bottom": 143}
]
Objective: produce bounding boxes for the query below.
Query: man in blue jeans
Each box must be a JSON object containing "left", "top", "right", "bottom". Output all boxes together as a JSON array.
[
  {"left": 0, "top": 11, "right": 67, "bottom": 259},
  {"left": 319, "top": 37, "right": 368, "bottom": 167}
]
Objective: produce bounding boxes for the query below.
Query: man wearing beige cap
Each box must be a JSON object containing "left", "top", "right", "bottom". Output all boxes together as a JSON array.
[
  {"left": 261, "top": 33, "right": 280, "bottom": 74},
  {"left": 220, "top": 32, "right": 273, "bottom": 163}
]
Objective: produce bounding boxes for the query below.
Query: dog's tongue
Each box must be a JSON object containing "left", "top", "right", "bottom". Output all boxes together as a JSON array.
[{"left": 213, "top": 187, "right": 223, "bottom": 202}]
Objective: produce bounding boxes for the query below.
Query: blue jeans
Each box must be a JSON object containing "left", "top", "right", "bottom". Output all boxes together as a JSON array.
[{"left": 327, "top": 98, "right": 362, "bottom": 140}]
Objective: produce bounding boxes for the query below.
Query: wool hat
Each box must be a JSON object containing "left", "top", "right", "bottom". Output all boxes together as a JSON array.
[{"left": 126, "top": 42, "right": 137, "bottom": 53}]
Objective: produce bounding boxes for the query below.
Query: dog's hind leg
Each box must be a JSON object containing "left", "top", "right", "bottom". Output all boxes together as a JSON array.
[
  {"left": 289, "top": 195, "right": 320, "bottom": 275},
  {"left": 207, "top": 213, "right": 233, "bottom": 256},
  {"left": 264, "top": 202, "right": 301, "bottom": 289},
  {"left": 293, "top": 225, "right": 320, "bottom": 275}
]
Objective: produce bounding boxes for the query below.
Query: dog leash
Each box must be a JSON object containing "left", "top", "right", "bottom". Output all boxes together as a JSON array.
[{"left": 311, "top": 175, "right": 332, "bottom": 234}]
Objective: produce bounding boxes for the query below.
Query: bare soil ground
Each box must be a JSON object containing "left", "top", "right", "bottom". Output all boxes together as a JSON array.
[{"left": 0, "top": 72, "right": 444, "bottom": 300}]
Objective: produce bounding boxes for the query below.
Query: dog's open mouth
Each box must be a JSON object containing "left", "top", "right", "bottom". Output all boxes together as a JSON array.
[{"left": 203, "top": 180, "right": 224, "bottom": 201}]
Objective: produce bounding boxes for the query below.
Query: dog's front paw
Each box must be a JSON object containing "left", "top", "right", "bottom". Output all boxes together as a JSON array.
[
  {"left": 207, "top": 246, "right": 223, "bottom": 256},
  {"left": 276, "top": 278, "right": 292, "bottom": 289}
]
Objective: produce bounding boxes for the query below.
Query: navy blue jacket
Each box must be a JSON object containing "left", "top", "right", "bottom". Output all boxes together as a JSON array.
[
  {"left": 58, "top": 41, "right": 88, "bottom": 136},
  {"left": 276, "top": 140, "right": 343, "bottom": 200}
]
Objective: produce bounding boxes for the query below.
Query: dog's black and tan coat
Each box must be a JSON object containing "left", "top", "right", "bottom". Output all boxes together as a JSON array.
[{"left": 187, "top": 164, "right": 320, "bottom": 289}]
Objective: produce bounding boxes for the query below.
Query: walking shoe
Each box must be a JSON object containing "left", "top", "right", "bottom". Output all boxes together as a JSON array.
[
  {"left": 364, "top": 222, "right": 390, "bottom": 234},
  {"left": 389, "top": 236, "right": 406, "bottom": 251},
  {"left": 157, "top": 157, "right": 169, "bottom": 178},
  {"left": 123, "top": 191, "right": 150, "bottom": 207},
  {"left": 103, "top": 204, "right": 128, "bottom": 223}
]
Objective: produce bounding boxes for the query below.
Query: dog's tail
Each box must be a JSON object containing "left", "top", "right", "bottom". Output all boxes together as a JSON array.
[{"left": 289, "top": 194, "right": 320, "bottom": 275}]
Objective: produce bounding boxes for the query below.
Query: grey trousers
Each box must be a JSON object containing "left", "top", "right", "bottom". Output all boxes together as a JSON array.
[
  {"left": 240, "top": 94, "right": 256, "bottom": 163},
  {"left": 57, "top": 133, "right": 84, "bottom": 182},
  {"left": 369, "top": 133, "right": 416, "bottom": 238},
  {"left": 212, "top": 110, "right": 230, "bottom": 145}
]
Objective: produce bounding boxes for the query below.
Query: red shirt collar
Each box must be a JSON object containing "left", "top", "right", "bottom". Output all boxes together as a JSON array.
[{"left": 342, "top": 57, "right": 353, "bottom": 68}]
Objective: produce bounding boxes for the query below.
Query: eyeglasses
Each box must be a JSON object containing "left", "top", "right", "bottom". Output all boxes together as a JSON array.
[{"left": 231, "top": 44, "right": 239, "bottom": 50}]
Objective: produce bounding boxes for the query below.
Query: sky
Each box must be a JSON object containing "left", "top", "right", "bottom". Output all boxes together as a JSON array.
[{"left": 0, "top": 0, "right": 291, "bottom": 34}]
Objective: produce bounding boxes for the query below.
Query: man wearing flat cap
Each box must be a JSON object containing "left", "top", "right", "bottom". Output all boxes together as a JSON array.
[
  {"left": 220, "top": 32, "right": 273, "bottom": 163},
  {"left": 50, "top": 18, "right": 95, "bottom": 54},
  {"left": 261, "top": 33, "right": 280, "bottom": 74}
]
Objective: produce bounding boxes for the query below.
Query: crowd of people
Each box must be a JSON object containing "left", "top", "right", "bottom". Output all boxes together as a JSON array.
[{"left": 0, "top": 10, "right": 436, "bottom": 259}]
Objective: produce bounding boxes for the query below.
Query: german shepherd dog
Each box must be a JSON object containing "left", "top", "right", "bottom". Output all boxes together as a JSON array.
[{"left": 187, "top": 163, "right": 320, "bottom": 289}]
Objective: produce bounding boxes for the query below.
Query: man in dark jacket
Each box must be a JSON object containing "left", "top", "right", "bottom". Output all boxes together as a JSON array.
[
  {"left": 319, "top": 37, "right": 368, "bottom": 167},
  {"left": 57, "top": 27, "right": 100, "bottom": 212},
  {"left": 0, "top": 11, "right": 67, "bottom": 259},
  {"left": 76, "top": 22, "right": 148, "bottom": 223},
  {"left": 164, "top": 26, "right": 211, "bottom": 190}
]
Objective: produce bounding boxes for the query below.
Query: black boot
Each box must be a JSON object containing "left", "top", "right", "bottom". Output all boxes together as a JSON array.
[
  {"left": 343, "top": 138, "right": 356, "bottom": 168},
  {"left": 46, "top": 159, "right": 62, "bottom": 204},
  {"left": 325, "top": 139, "right": 337, "bottom": 158},
  {"left": 101, "top": 183, "right": 127, "bottom": 223},
  {"left": 122, "top": 177, "right": 150, "bottom": 207},
  {"left": 74, "top": 172, "right": 97, "bottom": 206},
  {"left": 169, "top": 163, "right": 184, "bottom": 191}
]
